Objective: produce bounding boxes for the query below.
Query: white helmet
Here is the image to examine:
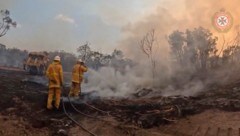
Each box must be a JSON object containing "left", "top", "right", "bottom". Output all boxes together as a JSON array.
[
  {"left": 77, "top": 59, "right": 83, "bottom": 63},
  {"left": 54, "top": 56, "right": 61, "bottom": 61}
]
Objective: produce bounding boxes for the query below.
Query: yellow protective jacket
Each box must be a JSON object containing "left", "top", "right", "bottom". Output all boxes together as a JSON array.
[
  {"left": 46, "top": 61, "right": 63, "bottom": 88},
  {"left": 72, "top": 64, "right": 88, "bottom": 83}
]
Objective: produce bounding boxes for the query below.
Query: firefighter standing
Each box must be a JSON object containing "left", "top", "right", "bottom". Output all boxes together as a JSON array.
[
  {"left": 46, "top": 56, "right": 64, "bottom": 110},
  {"left": 69, "top": 59, "right": 88, "bottom": 98}
]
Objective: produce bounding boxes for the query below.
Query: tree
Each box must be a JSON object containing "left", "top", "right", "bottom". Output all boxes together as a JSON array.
[
  {"left": 77, "top": 43, "right": 132, "bottom": 71},
  {"left": 140, "top": 29, "right": 158, "bottom": 80},
  {"left": 0, "top": 10, "right": 16, "bottom": 37},
  {"left": 0, "top": 43, "right": 6, "bottom": 50},
  {"left": 89, "top": 51, "right": 104, "bottom": 70},
  {"left": 168, "top": 27, "right": 218, "bottom": 71},
  {"left": 168, "top": 30, "right": 185, "bottom": 65},
  {"left": 222, "top": 27, "right": 240, "bottom": 65},
  {"left": 190, "top": 27, "right": 218, "bottom": 70},
  {"left": 77, "top": 42, "right": 91, "bottom": 62},
  {"left": 112, "top": 49, "right": 124, "bottom": 60}
]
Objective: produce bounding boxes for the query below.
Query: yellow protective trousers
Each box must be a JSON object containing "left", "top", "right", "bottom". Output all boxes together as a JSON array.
[
  {"left": 47, "top": 88, "right": 61, "bottom": 109},
  {"left": 69, "top": 82, "right": 81, "bottom": 97}
]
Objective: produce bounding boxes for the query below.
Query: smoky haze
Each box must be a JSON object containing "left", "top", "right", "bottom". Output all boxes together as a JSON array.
[
  {"left": 1, "top": 0, "right": 240, "bottom": 98},
  {"left": 84, "top": 0, "right": 240, "bottom": 98}
]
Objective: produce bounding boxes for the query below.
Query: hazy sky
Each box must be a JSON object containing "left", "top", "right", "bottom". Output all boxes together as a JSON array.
[
  {"left": 0, "top": 0, "right": 161, "bottom": 53},
  {"left": 1, "top": 0, "right": 239, "bottom": 55}
]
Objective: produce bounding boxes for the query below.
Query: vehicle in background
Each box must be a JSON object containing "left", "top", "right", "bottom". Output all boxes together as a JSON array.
[{"left": 23, "top": 52, "right": 49, "bottom": 75}]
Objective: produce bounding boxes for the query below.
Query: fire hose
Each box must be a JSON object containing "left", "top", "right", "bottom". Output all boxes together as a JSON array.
[
  {"left": 66, "top": 95, "right": 110, "bottom": 122},
  {"left": 82, "top": 101, "right": 110, "bottom": 115},
  {"left": 61, "top": 87, "right": 97, "bottom": 136}
]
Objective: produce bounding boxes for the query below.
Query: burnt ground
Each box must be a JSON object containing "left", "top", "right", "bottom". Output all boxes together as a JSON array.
[{"left": 1, "top": 67, "right": 240, "bottom": 136}]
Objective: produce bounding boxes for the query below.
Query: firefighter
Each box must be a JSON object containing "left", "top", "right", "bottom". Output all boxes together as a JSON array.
[
  {"left": 46, "top": 56, "right": 64, "bottom": 110},
  {"left": 69, "top": 59, "right": 88, "bottom": 98}
]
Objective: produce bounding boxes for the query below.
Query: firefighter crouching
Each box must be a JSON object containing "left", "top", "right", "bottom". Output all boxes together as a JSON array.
[
  {"left": 69, "top": 59, "right": 88, "bottom": 98},
  {"left": 46, "top": 56, "right": 64, "bottom": 110}
]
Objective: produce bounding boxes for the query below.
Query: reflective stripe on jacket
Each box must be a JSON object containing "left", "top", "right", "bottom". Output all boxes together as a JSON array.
[{"left": 46, "top": 61, "right": 63, "bottom": 88}]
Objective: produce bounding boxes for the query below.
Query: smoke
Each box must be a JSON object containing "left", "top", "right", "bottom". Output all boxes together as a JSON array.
[
  {"left": 84, "top": 0, "right": 240, "bottom": 98},
  {"left": 0, "top": 46, "right": 28, "bottom": 68},
  {"left": 83, "top": 66, "right": 153, "bottom": 98},
  {"left": 120, "top": 0, "right": 240, "bottom": 58},
  {"left": 1, "top": 0, "right": 240, "bottom": 98}
]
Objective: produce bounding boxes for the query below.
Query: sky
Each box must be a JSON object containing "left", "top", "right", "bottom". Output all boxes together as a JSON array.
[
  {"left": 0, "top": 0, "right": 160, "bottom": 53},
  {"left": 0, "top": 0, "right": 240, "bottom": 55}
]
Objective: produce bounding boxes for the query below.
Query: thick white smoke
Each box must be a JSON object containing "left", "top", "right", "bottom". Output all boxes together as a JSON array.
[
  {"left": 83, "top": 0, "right": 240, "bottom": 98},
  {"left": 83, "top": 66, "right": 154, "bottom": 98}
]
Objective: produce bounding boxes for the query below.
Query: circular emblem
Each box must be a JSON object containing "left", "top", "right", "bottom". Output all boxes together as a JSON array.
[{"left": 212, "top": 9, "right": 233, "bottom": 32}]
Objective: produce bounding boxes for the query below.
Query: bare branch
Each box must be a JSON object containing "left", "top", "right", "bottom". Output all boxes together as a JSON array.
[
  {"left": 140, "top": 37, "right": 150, "bottom": 58},
  {"left": 0, "top": 27, "right": 8, "bottom": 37},
  {"left": 139, "top": 29, "right": 157, "bottom": 81},
  {"left": 217, "top": 35, "right": 226, "bottom": 57},
  {"left": 0, "top": 9, "right": 16, "bottom": 37}
]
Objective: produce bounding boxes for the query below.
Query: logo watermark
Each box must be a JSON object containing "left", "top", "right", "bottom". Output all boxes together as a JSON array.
[{"left": 212, "top": 9, "right": 233, "bottom": 33}]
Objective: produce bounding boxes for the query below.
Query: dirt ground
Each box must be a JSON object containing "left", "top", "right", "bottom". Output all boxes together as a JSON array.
[{"left": 0, "top": 67, "right": 240, "bottom": 136}]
